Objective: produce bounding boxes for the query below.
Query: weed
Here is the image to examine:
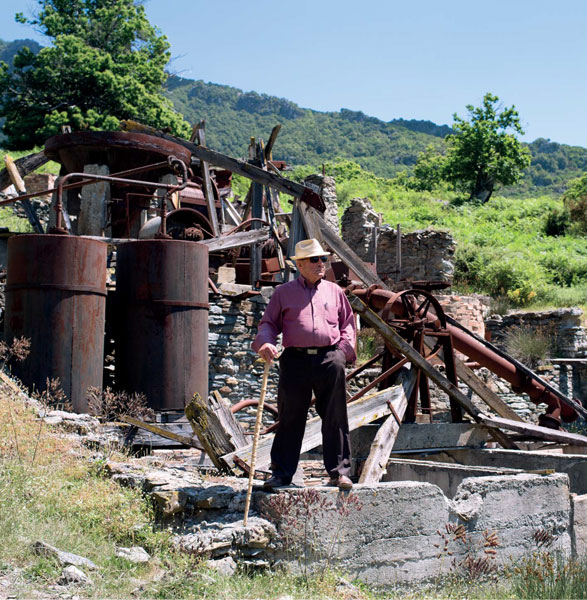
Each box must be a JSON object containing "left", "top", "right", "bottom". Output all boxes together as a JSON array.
[
  {"left": 263, "top": 488, "right": 362, "bottom": 582},
  {"left": 435, "top": 523, "right": 500, "bottom": 583},
  {"left": 504, "top": 324, "right": 552, "bottom": 368},
  {"left": 86, "top": 386, "right": 154, "bottom": 422}
]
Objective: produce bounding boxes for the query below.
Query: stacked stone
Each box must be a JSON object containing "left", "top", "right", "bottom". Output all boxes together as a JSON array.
[
  {"left": 340, "top": 197, "right": 379, "bottom": 262},
  {"left": 486, "top": 308, "right": 587, "bottom": 358},
  {"left": 208, "top": 292, "right": 279, "bottom": 429},
  {"left": 303, "top": 174, "right": 339, "bottom": 234},
  {"left": 376, "top": 228, "right": 455, "bottom": 283},
  {"left": 437, "top": 294, "right": 491, "bottom": 337}
]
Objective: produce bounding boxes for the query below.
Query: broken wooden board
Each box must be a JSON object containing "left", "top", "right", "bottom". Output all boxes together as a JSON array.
[
  {"left": 0, "top": 150, "right": 48, "bottom": 193},
  {"left": 120, "top": 415, "right": 202, "bottom": 448},
  {"left": 185, "top": 392, "right": 248, "bottom": 472},
  {"left": 193, "top": 121, "right": 220, "bottom": 237},
  {"left": 359, "top": 369, "right": 412, "bottom": 484},
  {"left": 349, "top": 294, "right": 519, "bottom": 451},
  {"left": 478, "top": 414, "right": 587, "bottom": 447},
  {"left": 222, "top": 367, "right": 417, "bottom": 472}
]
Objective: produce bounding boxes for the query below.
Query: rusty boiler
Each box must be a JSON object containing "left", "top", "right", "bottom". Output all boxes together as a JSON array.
[
  {"left": 114, "top": 239, "right": 209, "bottom": 410},
  {"left": 4, "top": 234, "right": 107, "bottom": 412}
]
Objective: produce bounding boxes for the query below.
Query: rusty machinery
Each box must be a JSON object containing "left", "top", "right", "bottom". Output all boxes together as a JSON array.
[{"left": 346, "top": 285, "right": 581, "bottom": 429}]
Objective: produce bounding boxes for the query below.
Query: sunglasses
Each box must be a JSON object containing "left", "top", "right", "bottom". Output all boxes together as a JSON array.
[{"left": 308, "top": 256, "right": 329, "bottom": 263}]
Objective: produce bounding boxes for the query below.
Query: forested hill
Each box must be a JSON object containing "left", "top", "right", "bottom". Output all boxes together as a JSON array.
[
  {"left": 1, "top": 36, "right": 586, "bottom": 195},
  {"left": 166, "top": 76, "right": 587, "bottom": 196}
]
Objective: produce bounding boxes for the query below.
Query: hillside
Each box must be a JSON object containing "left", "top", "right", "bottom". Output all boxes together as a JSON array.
[
  {"left": 165, "top": 76, "right": 587, "bottom": 196},
  {"left": 1, "top": 38, "right": 587, "bottom": 195}
]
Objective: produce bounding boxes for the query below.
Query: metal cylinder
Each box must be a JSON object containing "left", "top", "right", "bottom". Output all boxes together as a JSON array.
[
  {"left": 5, "top": 234, "right": 107, "bottom": 412},
  {"left": 115, "top": 239, "right": 209, "bottom": 410}
]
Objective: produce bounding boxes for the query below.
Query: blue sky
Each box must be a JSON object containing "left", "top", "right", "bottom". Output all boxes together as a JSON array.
[{"left": 3, "top": 0, "right": 587, "bottom": 147}]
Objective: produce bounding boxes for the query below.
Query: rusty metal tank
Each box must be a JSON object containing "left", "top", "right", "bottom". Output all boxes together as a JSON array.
[
  {"left": 4, "top": 234, "right": 107, "bottom": 412},
  {"left": 114, "top": 239, "right": 209, "bottom": 410}
]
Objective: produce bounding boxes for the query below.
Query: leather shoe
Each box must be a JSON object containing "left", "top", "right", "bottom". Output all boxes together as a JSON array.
[
  {"left": 327, "top": 475, "right": 353, "bottom": 490},
  {"left": 263, "top": 475, "right": 290, "bottom": 492}
]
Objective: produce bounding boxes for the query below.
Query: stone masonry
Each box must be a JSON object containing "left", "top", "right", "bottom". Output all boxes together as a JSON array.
[
  {"left": 341, "top": 197, "right": 455, "bottom": 283},
  {"left": 303, "top": 173, "right": 339, "bottom": 234}
]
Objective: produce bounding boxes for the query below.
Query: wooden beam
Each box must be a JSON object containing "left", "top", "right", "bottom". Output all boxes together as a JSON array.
[
  {"left": 349, "top": 294, "right": 519, "bottom": 450},
  {"left": 119, "top": 415, "right": 201, "bottom": 447},
  {"left": 121, "top": 120, "right": 317, "bottom": 201},
  {"left": 201, "top": 226, "right": 271, "bottom": 252},
  {"left": 264, "top": 124, "right": 282, "bottom": 160},
  {"left": 222, "top": 367, "right": 417, "bottom": 472},
  {"left": 194, "top": 121, "right": 220, "bottom": 237},
  {"left": 478, "top": 414, "right": 587, "bottom": 447},
  {"left": 359, "top": 369, "right": 413, "bottom": 484},
  {"left": 0, "top": 150, "right": 48, "bottom": 193},
  {"left": 3, "top": 155, "right": 44, "bottom": 233},
  {"left": 302, "top": 205, "right": 384, "bottom": 287}
]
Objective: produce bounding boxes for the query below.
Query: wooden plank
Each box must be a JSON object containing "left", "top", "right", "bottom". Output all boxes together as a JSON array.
[
  {"left": 0, "top": 150, "right": 48, "bottom": 193},
  {"left": 201, "top": 227, "right": 270, "bottom": 252},
  {"left": 119, "top": 415, "right": 201, "bottom": 447},
  {"left": 4, "top": 155, "right": 44, "bottom": 233},
  {"left": 121, "top": 120, "right": 317, "bottom": 201},
  {"left": 359, "top": 376, "right": 411, "bottom": 484},
  {"left": 185, "top": 392, "right": 248, "bottom": 472},
  {"left": 222, "top": 367, "right": 417, "bottom": 472},
  {"left": 303, "top": 205, "right": 385, "bottom": 287},
  {"left": 478, "top": 414, "right": 587, "bottom": 447},
  {"left": 194, "top": 121, "right": 220, "bottom": 237},
  {"left": 298, "top": 201, "right": 323, "bottom": 242},
  {"left": 265, "top": 124, "right": 282, "bottom": 160},
  {"left": 349, "top": 294, "right": 519, "bottom": 450},
  {"left": 430, "top": 340, "right": 523, "bottom": 422}
]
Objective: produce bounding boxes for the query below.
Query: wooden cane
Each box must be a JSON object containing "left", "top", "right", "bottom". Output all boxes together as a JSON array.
[{"left": 243, "top": 359, "right": 271, "bottom": 526}]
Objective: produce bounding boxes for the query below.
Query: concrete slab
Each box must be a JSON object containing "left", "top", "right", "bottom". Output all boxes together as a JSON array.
[{"left": 571, "top": 493, "right": 587, "bottom": 557}]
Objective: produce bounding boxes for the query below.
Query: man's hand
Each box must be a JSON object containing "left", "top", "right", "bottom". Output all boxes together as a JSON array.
[{"left": 258, "top": 343, "right": 279, "bottom": 363}]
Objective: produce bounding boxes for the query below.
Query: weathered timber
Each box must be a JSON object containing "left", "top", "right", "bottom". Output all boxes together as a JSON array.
[
  {"left": 349, "top": 295, "right": 519, "bottom": 450},
  {"left": 121, "top": 120, "right": 323, "bottom": 205},
  {"left": 478, "top": 414, "right": 587, "bottom": 447},
  {"left": 185, "top": 392, "right": 248, "bottom": 472},
  {"left": 446, "top": 313, "right": 587, "bottom": 421},
  {"left": 359, "top": 367, "right": 415, "bottom": 484},
  {"left": 119, "top": 415, "right": 201, "bottom": 447},
  {"left": 4, "top": 155, "right": 44, "bottom": 233},
  {"left": 303, "top": 205, "right": 384, "bottom": 287},
  {"left": 264, "top": 124, "right": 281, "bottom": 160},
  {"left": 431, "top": 342, "right": 523, "bottom": 422},
  {"left": 201, "top": 227, "right": 270, "bottom": 252},
  {"left": 0, "top": 150, "right": 48, "bottom": 193},
  {"left": 298, "top": 201, "right": 323, "bottom": 242},
  {"left": 223, "top": 367, "right": 417, "bottom": 472},
  {"left": 194, "top": 121, "right": 220, "bottom": 236}
]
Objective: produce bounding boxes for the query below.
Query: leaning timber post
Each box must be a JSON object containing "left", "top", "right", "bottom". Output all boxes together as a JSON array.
[{"left": 348, "top": 294, "right": 519, "bottom": 450}]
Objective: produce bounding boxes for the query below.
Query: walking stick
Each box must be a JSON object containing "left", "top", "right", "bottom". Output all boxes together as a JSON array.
[{"left": 243, "top": 358, "right": 271, "bottom": 526}]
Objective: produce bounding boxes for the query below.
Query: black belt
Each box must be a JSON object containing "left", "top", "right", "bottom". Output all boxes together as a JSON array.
[{"left": 289, "top": 344, "right": 337, "bottom": 355}]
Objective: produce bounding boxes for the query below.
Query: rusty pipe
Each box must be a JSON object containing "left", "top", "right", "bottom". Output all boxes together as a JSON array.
[{"left": 351, "top": 287, "right": 578, "bottom": 423}]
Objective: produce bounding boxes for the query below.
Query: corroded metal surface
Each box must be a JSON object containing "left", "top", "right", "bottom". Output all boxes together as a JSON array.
[
  {"left": 351, "top": 286, "right": 579, "bottom": 424},
  {"left": 115, "top": 239, "right": 209, "bottom": 410},
  {"left": 44, "top": 131, "right": 192, "bottom": 175},
  {"left": 4, "top": 234, "right": 107, "bottom": 412}
]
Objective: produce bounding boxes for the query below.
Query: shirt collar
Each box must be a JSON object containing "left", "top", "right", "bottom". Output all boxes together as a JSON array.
[{"left": 298, "top": 275, "right": 322, "bottom": 289}]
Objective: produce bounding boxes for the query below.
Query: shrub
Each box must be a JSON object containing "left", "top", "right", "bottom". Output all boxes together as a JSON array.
[
  {"left": 544, "top": 207, "right": 570, "bottom": 236},
  {"left": 504, "top": 324, "right": 552, "bottom": 368}
]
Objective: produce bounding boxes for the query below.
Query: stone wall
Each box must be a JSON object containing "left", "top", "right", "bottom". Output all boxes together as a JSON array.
[
  {"left": 341, "top": 197, "right": 455, "bottom": 283},
  {"left": 11, "top": 173, "right": 56, "bottom": 227},
  {"left": 437, "top": 293, "right": 490, "bottom": 337}
]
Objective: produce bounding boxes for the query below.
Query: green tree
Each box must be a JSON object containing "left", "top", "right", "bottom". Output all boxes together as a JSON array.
[
  {"left": 0, "top": 0, "right": 190, "bottom": 149},
  {"left": 412, "top": 93, "right": 531, "bottom": 202},
  {"left": 444, "top": 93, "right": 531, "bottom": 202},
  {"left": 562, "top": 172, "right": 587, "bottom": 234}
]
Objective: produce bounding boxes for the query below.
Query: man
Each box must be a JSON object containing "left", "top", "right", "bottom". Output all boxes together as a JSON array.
[{"left": 252, "top": 238, "right": 356, "bottom": 491}]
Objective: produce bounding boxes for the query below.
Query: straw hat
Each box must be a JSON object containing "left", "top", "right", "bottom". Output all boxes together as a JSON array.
[{"left": 290, "top": 239, "right": 331, "bottom": 260}]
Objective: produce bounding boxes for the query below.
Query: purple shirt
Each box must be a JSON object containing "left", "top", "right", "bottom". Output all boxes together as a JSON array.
[{"left": 252, "top": 276, "right": 357, "bottom": 362}]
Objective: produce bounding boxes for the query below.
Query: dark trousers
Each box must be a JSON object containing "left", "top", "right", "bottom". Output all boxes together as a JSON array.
[{"left": 270, "top": 346, "right": 351, "bottom": 483}]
